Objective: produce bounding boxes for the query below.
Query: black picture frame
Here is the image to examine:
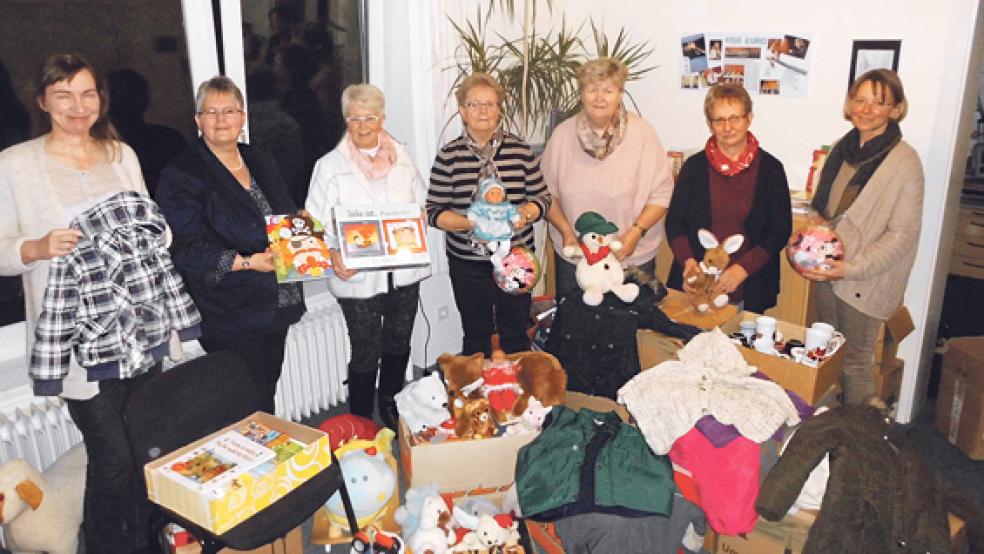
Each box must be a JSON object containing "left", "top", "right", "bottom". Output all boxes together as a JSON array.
[{"left": 849, "top": 40, "right": 901, "bottom": 89}]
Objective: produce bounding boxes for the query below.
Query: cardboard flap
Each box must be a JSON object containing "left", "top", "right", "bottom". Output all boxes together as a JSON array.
[{"left": 884, "top": 307, "right": 914, "bottom": 342}]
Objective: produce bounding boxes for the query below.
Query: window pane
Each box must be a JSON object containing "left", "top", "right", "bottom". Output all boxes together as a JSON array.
[
  {"left": 240, "top": 0, "right": 364, "bottom": 206},
  {"left": 0, "top": 0, "right": 196, "bottom": 326}
]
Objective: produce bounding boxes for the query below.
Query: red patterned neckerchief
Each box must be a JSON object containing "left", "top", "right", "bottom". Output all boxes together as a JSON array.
[
  {"left": 705, "top": 131, "right": 760, "bottom": 177},
  {"left": 580, "top": 242, "right": 612, "bottom": 265}
]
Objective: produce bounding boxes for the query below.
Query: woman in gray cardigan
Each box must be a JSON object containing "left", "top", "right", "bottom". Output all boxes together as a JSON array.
[{"left": 803, "top": 69, "right": 923, "bottom": 405}]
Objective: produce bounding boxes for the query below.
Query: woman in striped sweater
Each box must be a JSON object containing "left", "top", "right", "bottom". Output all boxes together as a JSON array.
[{"left": 426, "top": 73, "right": 551, "bottom": 356}]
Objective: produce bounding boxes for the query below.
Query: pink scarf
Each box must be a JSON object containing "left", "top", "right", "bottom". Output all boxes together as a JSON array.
[
  {"left": 348, "top": 130, "right": 398, "bottom": 180},
  {"left": 705, "top": 131, "right": 760, "bottom": 177}
]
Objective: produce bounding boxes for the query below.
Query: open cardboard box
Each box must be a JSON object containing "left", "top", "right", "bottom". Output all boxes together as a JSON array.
[
  {"left": 936, "top": 336, "right": 984, "bottom": 460},
  {"left": 721, "top": 312, "right": 845, "bottom": 405},
  {"left": 873, "top": 306, "right": 915, "bottom": 368},
  {"left": 144, "top": 412, "right": 332, "bottom": 535}
]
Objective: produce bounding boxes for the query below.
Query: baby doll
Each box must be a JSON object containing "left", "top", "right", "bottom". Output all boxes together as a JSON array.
[
  {"left": 467, "top": 177, "right": 520, "bottom": 269},
  {"left": 481, "top": 349, "right": 523, "bottom": 423}
]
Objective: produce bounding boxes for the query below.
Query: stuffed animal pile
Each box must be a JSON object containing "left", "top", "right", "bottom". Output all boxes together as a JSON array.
[
  {"left": 396, "top": 483, "right": 521, "bottom": 554},
  {"left": 395, "top": 350, "right": 567, "bottom": 445}
]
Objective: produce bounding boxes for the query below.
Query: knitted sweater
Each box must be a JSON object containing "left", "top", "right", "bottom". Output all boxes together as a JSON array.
[{"left": 618, "top": 328, "right": 800, "bottom": 454}]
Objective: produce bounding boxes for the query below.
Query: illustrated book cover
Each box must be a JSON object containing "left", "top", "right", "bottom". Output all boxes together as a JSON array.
[
  {"left": 333, "top": 204, "right": 430, "bottom": 270},
  {"left": 265, "top": 214, "right": 333, "bottom": 282}
]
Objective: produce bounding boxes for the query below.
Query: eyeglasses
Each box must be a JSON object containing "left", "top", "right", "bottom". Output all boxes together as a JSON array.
[
  {"left": 198, "top": 108, "right": 243, "bottom": 119},
  {"left": 709, "top": 114, "right": 747, "bottom": 128},
  {"left": 463, "top": 101, "right": 499, "bottom": 112},
  {"left": 345, "top": 114, "right": 381, "bottom": 124},
  {"left": 582, "top": 85, "right": 621, "bottom": 96},
  {"left": 850, "top": 97, "right": 894, "bottom": 111}
]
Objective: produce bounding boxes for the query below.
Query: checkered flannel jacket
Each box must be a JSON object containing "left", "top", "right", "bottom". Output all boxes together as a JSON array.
[{"left": 30, "top": 191, "right": 202, "bottom": 395}]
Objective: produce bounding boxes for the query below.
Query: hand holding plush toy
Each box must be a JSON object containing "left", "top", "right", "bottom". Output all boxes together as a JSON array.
[
  {"left": 563, "top": 211, "right": 639, "bottom": 306},
  {"left": 467, "top": 178, "right": 520, "bottom": 270},
  {"left": 685, "top": 229, "right": 744, "bottom": 313}
]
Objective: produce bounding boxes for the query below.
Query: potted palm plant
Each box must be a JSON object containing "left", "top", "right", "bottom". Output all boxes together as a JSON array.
[{"left": 446, "top": 1, "right": 657, "bottom": 142}]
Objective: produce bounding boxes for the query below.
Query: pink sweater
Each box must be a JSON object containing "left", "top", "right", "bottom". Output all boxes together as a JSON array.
[{"left": 541, "top": 112, "right": 674, "bottom": 266}]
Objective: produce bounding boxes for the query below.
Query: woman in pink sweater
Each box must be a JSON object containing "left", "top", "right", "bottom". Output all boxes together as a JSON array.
[{"left": 542, "top": 58, "right": 674, "bottom": 297}]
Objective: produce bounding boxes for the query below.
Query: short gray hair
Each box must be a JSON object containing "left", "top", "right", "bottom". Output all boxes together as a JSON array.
[
  {"left": 341, "top": 83, "right": 385, "bottom": 118},
  {"left": 195, "top": 75, "right": 244, "bottom": 113}
]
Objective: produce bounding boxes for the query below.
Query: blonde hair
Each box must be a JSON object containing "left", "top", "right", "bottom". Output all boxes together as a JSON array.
[
  {"left": 703, "top": 83, "right": 753, "bottom": 120},
  {"left": 843, "top": 68, "right": 908, "bottom": 121},
  {"left": 455, "top": 72, "right": 505, "bottom": 107},
  {"left": 576, "top": 58, "right": 628, "bottom": 91},
  {"left": 341, "top": 83, "right": 385, "bottom": 118}
]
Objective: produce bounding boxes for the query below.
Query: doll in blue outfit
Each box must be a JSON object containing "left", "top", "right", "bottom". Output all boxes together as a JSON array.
[{"left": 467, "top": 177, "right": 520, "bottom": 269}]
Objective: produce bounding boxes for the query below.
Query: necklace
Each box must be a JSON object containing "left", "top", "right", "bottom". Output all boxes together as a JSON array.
[{"left": 226, "top": 151, "right": 244, "bottom": 172}]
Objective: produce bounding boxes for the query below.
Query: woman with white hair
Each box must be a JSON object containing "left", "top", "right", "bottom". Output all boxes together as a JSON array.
[{"left": 306, "top": 83, "right": 430, "bottom": 430}]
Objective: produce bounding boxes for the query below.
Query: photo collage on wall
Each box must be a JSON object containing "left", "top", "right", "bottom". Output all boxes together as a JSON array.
[{"left": 680, "top": 32, "right": 813, "bottom": 97}]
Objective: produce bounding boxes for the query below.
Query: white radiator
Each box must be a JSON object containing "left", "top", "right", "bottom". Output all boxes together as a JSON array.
[
  {"left": 275, "top": 303, "right": 350, "bottom": 422},
  {"left": 0, "top": 302, "right": 350, "bottom": 472},
  {"left": 0, "top": 396, "right": 82, "bottom": 472}
]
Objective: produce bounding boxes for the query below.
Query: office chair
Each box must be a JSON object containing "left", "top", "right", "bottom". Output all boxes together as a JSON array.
[{"left": 125, "top": 351, "right": 344, "bottom": 554}]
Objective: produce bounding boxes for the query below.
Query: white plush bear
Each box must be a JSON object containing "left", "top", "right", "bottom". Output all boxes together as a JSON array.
[
  {"left": 563, "top": 211, "right": 639, "bottom": 306},
  {"left": 395, "top": 482, "right": 441, "bottom": 537},
  {"left": 453, "top": 513, "right": 519, "bottom": 551},
  {"left": 409, "top": 494, "right": 456, "bottom": 554},
  {"left": 395, "top": 372, "right": 450, "bottom": 435}
]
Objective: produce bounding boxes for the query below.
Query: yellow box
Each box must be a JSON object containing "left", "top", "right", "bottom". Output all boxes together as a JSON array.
[{"left": 145, "top": 412, "right": 332, "bottom": 535}]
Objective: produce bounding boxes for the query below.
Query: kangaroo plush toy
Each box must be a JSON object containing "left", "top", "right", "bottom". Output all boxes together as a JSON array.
[
  {"left": 686, "top": 229, "right": 744, "bottom": 313},
  {"left": 562, "top": 211, "right": 639, "bottom": 306}
]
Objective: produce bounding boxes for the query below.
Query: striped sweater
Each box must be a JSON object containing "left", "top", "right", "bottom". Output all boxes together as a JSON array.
[{"left": 427, "top": 133, "right": 551, "bottom": 261}]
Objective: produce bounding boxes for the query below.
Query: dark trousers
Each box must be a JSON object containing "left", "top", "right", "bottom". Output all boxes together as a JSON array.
[
  {"left": 448, "top": 256, "right": 531, "bottom": 355},
  {"left": 65, "top": 364, "right": 161, "bottom": 554},
  {"left": 199, "top": 327, "right": 290, "bottom": 414},
  {"left": 553, "top": 251, "right": 657, "bottom": 298},
  {"left": 338, "top": 281, "right": 419, "bottom": 419}
]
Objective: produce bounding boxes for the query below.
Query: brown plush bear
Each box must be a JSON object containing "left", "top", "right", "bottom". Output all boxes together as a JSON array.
[
  {"left": 455, "top": 397, "right": 495, "bottom": 440},
  {"left": 436, "top": 352, "right": 485, "bottom": 420},
  {"left": 506, "top": 351, "right": 568, "bottom": 418}
]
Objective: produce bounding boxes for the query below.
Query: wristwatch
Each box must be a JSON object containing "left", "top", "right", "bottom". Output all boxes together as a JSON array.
[
  {"left": 632, "top": 222, "right": 648, "bottom": 236},
  {"left": 241, "top": 255, "right": 251, "bottom": 270}
]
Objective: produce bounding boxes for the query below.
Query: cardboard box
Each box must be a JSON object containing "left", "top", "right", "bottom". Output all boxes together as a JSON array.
[
  {"left": 637, "top": 329, "right": 684, "bottom": 370},
  {"left": 872, "top": 306, "right": 915, "bottom": 368},
  {"left": 721, "top": 312, "right": 845, "bottom": 404},
  {"left": 398, "top": 392, "right": 627, "bottom": 495},
  {"left": 145, "top": 412, "right": 332, "bottom": 535},
  {"left": 660, "top": 288, "right": 739, "bottom": 330},
  {"left": 875, "top": 357, "right": 904, "bottom": 403},
  {"left": 936, "top": 336, "right": 984, "bottom": 460},
  {"left": 169, "top": 526, "right": 302, "bottom": 554}
]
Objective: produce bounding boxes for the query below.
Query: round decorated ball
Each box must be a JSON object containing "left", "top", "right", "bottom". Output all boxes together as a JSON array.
[
  {"left": 786, "top": 225, "right": 845, "bottom": 274},
  {"left": 494, "top": 247, "right": 541, "bottom": 294}
]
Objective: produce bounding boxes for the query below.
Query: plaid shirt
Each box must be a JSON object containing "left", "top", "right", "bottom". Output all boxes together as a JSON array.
[{"left": 30, "top": 191, "right": 201, "bottom": 395}]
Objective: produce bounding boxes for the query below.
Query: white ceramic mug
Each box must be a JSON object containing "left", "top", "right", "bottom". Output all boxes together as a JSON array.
[
  {"left": 804, "top": 327, "right": 833, "bottom": 355},
  {"left": 754, "top": 336, "right": 778, "bottom": 356},
  {"left": 739, "top": 320, "right": 757, "bottom": 345},
  {"left": 756, "top": 316, "right": 777, "bottom": 342},
  {"left": 811, "top": 322, "right": 835, "bottom": 336}
]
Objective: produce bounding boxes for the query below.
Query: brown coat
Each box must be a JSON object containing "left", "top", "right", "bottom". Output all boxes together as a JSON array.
[
  {"left": 832, "top": 140, "right": 923, "bottom": 320},
  {"left": 757, "top": 404, "right": 982, "bottom": 554}
]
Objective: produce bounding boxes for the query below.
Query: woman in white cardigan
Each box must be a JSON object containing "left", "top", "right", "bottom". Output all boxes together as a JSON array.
[
  {"left": 0, "top": 53, "right": 152, "bottom": 554},
  {"left": 305, "top": 83, "right": 430, "bottom": 429}
]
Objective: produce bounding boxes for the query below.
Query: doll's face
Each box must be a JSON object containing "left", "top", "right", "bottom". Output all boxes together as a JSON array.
[{"left": 484, "top": 187, "right": 505, "bottom": 204}]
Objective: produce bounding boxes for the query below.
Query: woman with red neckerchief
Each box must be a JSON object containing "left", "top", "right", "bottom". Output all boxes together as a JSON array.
[{"left": 665, "top": 83, "right": 792, "bottom": 312}]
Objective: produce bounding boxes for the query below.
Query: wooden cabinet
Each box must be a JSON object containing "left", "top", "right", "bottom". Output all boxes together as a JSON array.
[{"left": 949, "top": 205, "right": 984, "bottom": 280}]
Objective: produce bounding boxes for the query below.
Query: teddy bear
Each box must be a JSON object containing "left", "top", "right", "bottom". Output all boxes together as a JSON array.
[
  {"left": 0, "top": 443, "right": 86, "bottom": 554},
  {"left": 503, "top": 396, "right": 552, "bottom": 436},
  {"left": 395, "top": 482, "right": 441, "bottom": 538},
  {"left": 685, "top": 229, "right": 744, "bottom": 313},
  {"left": 395, "top": 372, "right": 451, "bottom": 436},
  {"left": 454, "top": 397, "right": 496, "bottom": 440},
  {"left": 409, "top": 493, "right": 457, "bottom": 554},
  {"left": 453, "top": 513, "right": 520, "bottom": 552},
  {"left": 506, "top": 351, "right": 567, "bottom": 418},
  {"left": 437, "top": 352, "right": 486, "bottom": 421},
  {"left": 562, "top": 211, "right": 639, "bottom": 306}
]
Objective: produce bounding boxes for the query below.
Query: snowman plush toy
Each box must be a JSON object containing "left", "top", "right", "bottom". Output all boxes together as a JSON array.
[{"left": 562, "top": 211, "right": 639, "bottom": 306}]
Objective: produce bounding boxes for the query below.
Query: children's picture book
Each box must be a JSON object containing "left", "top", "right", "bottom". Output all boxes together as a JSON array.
[
  {"left": 237, "top": 419, "right": 307, "bottom": 463},
  {"left": 158, "top": 431, "right": 276, "bottom": 496},
  {"left": 333, "top": 204, "right": 430, "bottom": 270},
  {"left": 265, "top": 214, "right": 333, "bottom": 283}
]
